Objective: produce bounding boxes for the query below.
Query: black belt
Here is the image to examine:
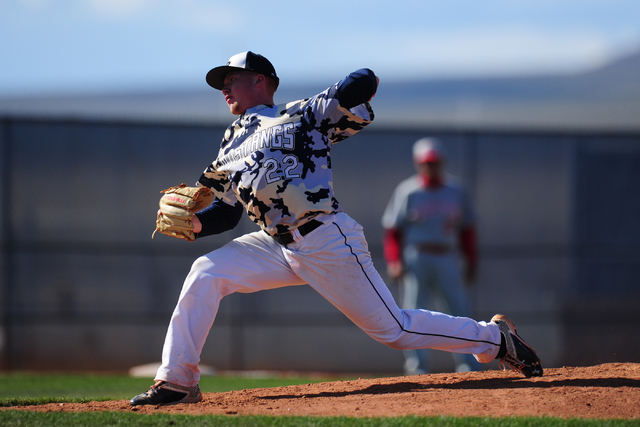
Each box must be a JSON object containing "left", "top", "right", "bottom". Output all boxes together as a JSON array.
[
  {"left": 268, "top": 219, "right": 323, "bottom": 246},
  {"left": 416, "top": 243, "right": 452, "bottom": 255}
]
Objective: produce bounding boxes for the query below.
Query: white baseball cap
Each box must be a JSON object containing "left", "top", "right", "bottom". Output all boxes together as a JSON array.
[
  {"left": 206, "top": 51, "right": 279, "bottom": 91},
  {"left": 413, "top": 137, "right": 445, "bottom": 163}
]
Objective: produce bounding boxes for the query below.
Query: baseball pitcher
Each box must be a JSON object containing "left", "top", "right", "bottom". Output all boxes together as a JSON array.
[{"left": 130, "top": 51, "right": 542, "bottom": 406}]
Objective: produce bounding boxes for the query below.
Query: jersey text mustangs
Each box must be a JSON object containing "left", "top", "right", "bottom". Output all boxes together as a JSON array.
[{"left": 198, "top": 84, "right": 374, "bottom": 235}]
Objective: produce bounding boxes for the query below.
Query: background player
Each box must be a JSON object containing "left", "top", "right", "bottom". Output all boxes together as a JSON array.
[
  {"left": 130, "top": 51, "right": 542, "bottom": 406},
  {"left": 382, "top": 137, "right": 481, "bottom": 375}
]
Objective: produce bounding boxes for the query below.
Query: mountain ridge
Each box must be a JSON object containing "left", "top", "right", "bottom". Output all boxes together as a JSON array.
[{"left": 2, "top": 50, "right": 639, "bottom": 131}]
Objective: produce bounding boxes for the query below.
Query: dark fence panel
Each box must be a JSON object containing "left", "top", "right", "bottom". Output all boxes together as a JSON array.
[{"left": 1, "top": 117, "right": 639, "bottom": 373}]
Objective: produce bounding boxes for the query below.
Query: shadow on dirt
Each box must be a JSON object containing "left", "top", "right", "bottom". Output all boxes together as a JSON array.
[{"left": 258, "top": 376, "right": 640, "bottom": 400}]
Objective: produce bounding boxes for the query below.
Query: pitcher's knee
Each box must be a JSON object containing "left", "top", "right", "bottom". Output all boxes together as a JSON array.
[
  {"left": 183, "top": 256, "right": 223, "bottom": 292},
  {"left": 371, "top": 330, "right": 415, "bottom": 350},
  {"left": 191, "top": 255, "right": 215, "bottom": 273}
]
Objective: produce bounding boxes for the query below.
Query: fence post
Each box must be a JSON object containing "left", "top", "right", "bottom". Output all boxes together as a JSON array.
[{"left": 1, "top": 118, "right": 15, "bottom": 371}]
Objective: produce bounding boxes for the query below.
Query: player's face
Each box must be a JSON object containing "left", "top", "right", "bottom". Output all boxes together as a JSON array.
[
  {"left": 221, "top": 71, "right": 260, "bottom": 115},
  {"left": 418, "top": 161, "right": 442, "bottom": 179}
]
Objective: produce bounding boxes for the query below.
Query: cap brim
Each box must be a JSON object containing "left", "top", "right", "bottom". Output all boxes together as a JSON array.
[
  {"left": 415, "top": 152, "right": 441, "bottom": 163},
  {"left": 206, "top": 65, "right": 280, "bottom": 91},
  {"left": 206, "top": 66, "right": 241, "bottom": 90}
]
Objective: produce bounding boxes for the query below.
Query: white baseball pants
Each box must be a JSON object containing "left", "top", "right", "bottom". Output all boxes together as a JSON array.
[{"left": 156, "top": 212, "right": 501, "bottom": 387}]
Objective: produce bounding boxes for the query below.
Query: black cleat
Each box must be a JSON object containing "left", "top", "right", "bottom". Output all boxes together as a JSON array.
[
  {"left": 491, "top": 314, "right": 543, "bottom": 378},
  {"left": 129, "top": 380, "right": 202, "bottom": 406}
]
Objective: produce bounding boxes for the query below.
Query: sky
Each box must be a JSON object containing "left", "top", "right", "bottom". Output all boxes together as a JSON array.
[{"left": 1, "top": 0, "right": 640, "bottom": 97}]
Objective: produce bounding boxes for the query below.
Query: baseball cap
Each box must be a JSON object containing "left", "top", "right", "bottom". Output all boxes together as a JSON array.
[
  {"left": 206, "top": 51, "right": 279, "bottom": 90},
  {"left": 413, "top": 137, "right": 445, "bottom": 163}
]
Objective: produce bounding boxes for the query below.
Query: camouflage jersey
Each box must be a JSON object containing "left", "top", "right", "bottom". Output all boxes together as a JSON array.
[{"left": 198, "top": 80, "right": 375, "bottom": 236}]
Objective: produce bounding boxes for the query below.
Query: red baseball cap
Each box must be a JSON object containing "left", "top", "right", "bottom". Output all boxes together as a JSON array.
[{"left": 413, "top": 138, "right": 444, "bottom": 163}]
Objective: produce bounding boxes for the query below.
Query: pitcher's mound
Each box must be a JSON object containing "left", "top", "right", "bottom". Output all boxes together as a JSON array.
[{"left": 7, "top": 363, "right": 640, "bottom": 419}]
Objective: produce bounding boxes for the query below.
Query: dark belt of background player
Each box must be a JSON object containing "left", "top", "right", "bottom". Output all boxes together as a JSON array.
[{"left": 414, "top": 243, "right": 452, "bottom": 255}]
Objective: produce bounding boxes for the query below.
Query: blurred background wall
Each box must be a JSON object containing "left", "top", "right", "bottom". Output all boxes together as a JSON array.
[
  {"left": 2, "top": 0, "right": 640, "bottom": 373},
  {"left": 1, "top": 112, "right": 638, "bottom": 374}
]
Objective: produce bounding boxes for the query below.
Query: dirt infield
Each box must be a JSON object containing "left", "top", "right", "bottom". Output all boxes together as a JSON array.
[{"left": 6, "top": 363, "right": 640, "bottom": 419}]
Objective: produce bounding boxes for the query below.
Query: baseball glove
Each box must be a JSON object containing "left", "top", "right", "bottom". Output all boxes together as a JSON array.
[{"left": 152, "top": 183, "right": 214, "bottom": 242}]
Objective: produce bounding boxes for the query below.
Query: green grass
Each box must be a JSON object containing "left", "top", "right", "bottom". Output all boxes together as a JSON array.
[
  {"left": 1, "top": 412, "right": 639, "bottom": 427},
  {"left": 0, "top": 373, "right": 638, "bottom": 426},
  {"left": 0, "top": 372, "right": 347, "bottom": 406}
]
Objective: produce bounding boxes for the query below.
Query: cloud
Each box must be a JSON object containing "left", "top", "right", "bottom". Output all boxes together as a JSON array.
[
  {"left": 282, "top": 24, "right": 640, "bottom": 82},
  {"left": 2, "top": 0, "right": 640, "bottom": 94},
  {"left": 86, "top": 0, "right": 154, "bottom": 18}
]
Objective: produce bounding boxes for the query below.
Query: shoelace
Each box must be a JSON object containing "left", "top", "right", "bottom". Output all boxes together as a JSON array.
[
  {"left": 145, "top": 381, "right": 165, "bottom": 396},
  {"left": 498, "top": 354, "right": 526, "bottom": 375}
]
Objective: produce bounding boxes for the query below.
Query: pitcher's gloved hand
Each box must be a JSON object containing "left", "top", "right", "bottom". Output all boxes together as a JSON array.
[{"left": 152, "top": 184, "right": 213, "bottom": 242}]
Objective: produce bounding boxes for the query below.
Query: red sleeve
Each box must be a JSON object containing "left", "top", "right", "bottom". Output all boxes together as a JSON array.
[
  {"left": 459, "top": 226, "right": 478, "bottom": 268},
  {"left": 383, "top": 228, "right": 403, "bottom": 263}
]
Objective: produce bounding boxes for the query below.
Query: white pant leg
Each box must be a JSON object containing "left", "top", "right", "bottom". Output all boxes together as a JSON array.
[
  {"left": 156, "top": 230, "right": 305, "bottom": 387},
  {"left": 285, "top": 213, "right": 501, "bottom": 359}
]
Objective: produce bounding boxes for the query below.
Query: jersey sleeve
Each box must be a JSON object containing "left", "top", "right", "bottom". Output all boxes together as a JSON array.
[
  {"left": 335, "top": 68, "right": 378, "bottom": 109},
  {"left": 197, "top": 125, "right": 241, "bottom": 205},
  {"left": 303, "top": 70, "right": 376, "bottom": 144},
  {"left": 381, "top": 179, "right": 410, "bottom": 229},
  {"left": 194, "top": 198, "right": 244, "bottom": 238},
  {"left": 459, "top": 226, "right": 478, "bottom": 268},
  {"left": 459, "top": 187, "right": 477, "bottom": 228},
  {"left": 383, "top": 228, "right": 403, "bottom": 263}
]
